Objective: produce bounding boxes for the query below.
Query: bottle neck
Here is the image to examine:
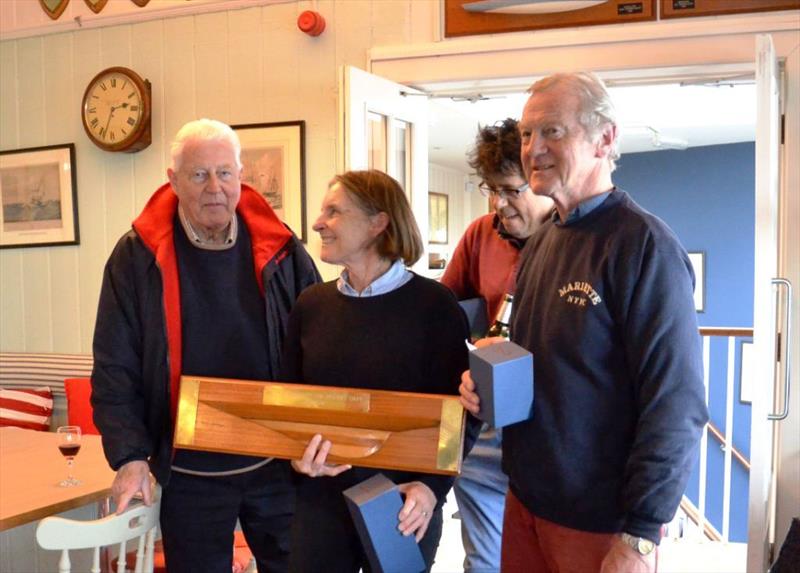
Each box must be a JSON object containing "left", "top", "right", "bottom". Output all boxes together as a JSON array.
[{"left": 494, "top": 293, "right": 514, "bottom": 326}]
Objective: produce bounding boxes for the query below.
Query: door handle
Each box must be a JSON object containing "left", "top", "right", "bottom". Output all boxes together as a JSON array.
[{"left": 768, "top": 278, "right": 792, "bottom": 421}]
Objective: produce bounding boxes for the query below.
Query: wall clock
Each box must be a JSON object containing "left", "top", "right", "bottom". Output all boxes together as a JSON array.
[{"left": 81, "top": 66, "right": 152, "bottom": 153}]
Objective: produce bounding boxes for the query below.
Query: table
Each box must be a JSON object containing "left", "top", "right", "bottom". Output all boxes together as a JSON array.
[{"left": 0, "top": 426, "right": 115, "bottom": 531}]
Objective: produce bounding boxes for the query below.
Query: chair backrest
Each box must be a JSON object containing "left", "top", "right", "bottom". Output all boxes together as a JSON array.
[
  {"left": 63, "top": 378, "right": 100, "bottom": 435},
  {"left": 36, "top": 493, "right": 161, "bottom": 573}
]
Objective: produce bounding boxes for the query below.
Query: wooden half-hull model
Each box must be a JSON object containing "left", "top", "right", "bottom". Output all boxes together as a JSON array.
[{"left": 174, "top": 376, "right": 467, "bottom": 475}]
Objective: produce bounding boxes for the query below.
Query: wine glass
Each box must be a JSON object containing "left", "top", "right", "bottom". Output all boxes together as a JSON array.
[{"left": 56, "top": 425, "right": 82, "bottom": 487}]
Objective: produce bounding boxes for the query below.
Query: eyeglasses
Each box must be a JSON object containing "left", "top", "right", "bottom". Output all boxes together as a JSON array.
[{"left": 478, "top": 181, "right": 531, "bottom": 200}]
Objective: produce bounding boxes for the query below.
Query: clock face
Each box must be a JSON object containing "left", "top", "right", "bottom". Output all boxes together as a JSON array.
[{"left": 82, "top": 69, "right": 146, "bottom": 150}]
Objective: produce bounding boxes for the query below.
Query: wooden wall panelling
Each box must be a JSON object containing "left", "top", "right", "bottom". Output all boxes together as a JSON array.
[
  {"left": 131, "top": 19, "right": 168, "bottom": 210},
  {"left": 0, "top": 251, "right": 24, "bottom": 350},
  {"left": 335, "top": 0, "right": 371, "bottom": 70},
  {"left": 21, "top": 249, "right": 52, "bottom": 350},
  {"left": 0, "top": 43, "right": 23, "bottom": 350},
  {"left": 0, "top": 43, "right": 18, "bottom": 151},
  {"left": 299, "top": 4, "right": 335, "bottom": 134},
  {"left": 661, "top": 0, "right": 800, "bottom": 19},
  {"left": 16, "top": 38, "right": 53, "bottom": 350},
  {"left": 372, "top": 0, "right": 412, "bottom": 46},
  {"left": 195, "top": 12, "right": 230, "bottom": 120},
  {"left": 444, "top": 0, "right": 656, "bottom": 38},
  {"left": 261, "top": 2, "right": 301, "bottom": 124},
  {"left": 98, "top": 26, "right": 137, "bottom": 249},
  {"left": 228, "top": 7, "right": 265, "bottom": 125},
  {"left": 163, "top": 16, "right": 197, "bottom": 141},
  {"left": 298, "top": 0, "right": 334, "bottom": 248},
  {"left": 73, "top": 28, "right": 106, "bottom": 354},
  {"left": 17, "top": 38, "right": 46, "bottom": 149},
  {"left": 43, "top": 32, "right": 81, "bottom": 353},
  {"left": 409, "top": 0, "right": 437, "bottom": 45}
]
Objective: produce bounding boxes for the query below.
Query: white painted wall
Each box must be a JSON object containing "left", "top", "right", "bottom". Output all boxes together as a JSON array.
[{"left": 0, "top": 0, "right": 439, "bottom": 353}]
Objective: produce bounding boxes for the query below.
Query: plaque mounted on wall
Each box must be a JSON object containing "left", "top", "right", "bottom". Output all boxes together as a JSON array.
[
  {"left": 661, "top": 0, "right": 800, "bottom": 19},
  {"left": 444, "top": 0, "right": 656, "bottom": 38},
  {"left": 174, "top": 376, "right": 467, "bottom": 475}
]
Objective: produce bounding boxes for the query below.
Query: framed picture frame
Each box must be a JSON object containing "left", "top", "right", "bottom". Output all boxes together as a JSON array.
[
  {"left": 444, "top": 0, "right": 655, "bottom": 38},
  {"left": 0, "top": 143, "right": 79, "bottom": 249},
  {"left": 232, "top": 121, "right": 307, "bottom": 242},
  {"left": 428, "top": 192, "right": 449, "bottom": 245},
  {"left": 687, "top": 251, "right": 706, "bottom": 313},
  {"left": 661, "top": 0, "right": 800, "bottom": 20}
]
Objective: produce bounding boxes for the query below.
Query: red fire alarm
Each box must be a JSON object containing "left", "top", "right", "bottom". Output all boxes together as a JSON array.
[{"left": 297, "top": 10, "right": 326, "bottom": 37}]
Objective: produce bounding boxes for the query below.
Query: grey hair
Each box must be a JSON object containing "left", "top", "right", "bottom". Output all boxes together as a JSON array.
[
  {"left": 170, "top": 118, "right": 242, "bottom": 172},
  {"left": 529, "top": 72, "right": 620, "bottom": 171}
]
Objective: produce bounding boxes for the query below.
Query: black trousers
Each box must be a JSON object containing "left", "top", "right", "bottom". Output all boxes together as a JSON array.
[
  {"left": 289, "top": 482, "right": 443, "bottom": 573},
  {"left": 160, "top": 460, "right": 295, "bottom": 573}
]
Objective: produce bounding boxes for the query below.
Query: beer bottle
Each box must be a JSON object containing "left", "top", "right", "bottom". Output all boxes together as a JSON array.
[{"left": 486, "top": 293, "right": 513, "bottom": 339}]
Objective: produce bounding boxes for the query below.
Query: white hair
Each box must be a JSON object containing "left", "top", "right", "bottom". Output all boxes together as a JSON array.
[
  {"left": 169, "top": 118, "right": 242, "bottom": 172},
  {"left": 529, "top": 72, "right": 621, "bottom": 171}
]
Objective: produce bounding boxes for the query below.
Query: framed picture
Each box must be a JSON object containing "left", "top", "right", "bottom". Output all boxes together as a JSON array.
[
  {"left": 740, "top": 340, "right": 754, "bottom": 404},
  {"left": 661, "top": 0, "right": 800, "bottom": 20},
  {"left": 0, "top": 143, "right": 79, "bottom": 249},
  {"left": 232, "top": 121, "right": 307, "bottom": 242},
  {"left": 687, "top": 251, "right": 705, "bottom": 312},
  {"left": 429, "top": 192, "right": 449, "bottom": 245},
  {"left": 444, "top": 0, "right": 655, "bottom": 38}
]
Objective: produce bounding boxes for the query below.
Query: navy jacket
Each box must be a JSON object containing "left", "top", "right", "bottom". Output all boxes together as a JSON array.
[{"left": 91, "top": 183, "right": 320, "bottom": 484}]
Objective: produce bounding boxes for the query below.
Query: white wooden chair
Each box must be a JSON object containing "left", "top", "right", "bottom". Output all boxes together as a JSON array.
[{"left": 35, "top": 493, "right": 161, "bottom": 573}]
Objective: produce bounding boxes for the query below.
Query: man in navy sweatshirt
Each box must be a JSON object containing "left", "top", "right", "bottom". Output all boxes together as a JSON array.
[{"left": 459, "top": 72, "right": 709, "bottom": 573}]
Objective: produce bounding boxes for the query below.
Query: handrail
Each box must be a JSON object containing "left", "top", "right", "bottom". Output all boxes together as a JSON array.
[
  {"left": 679, "top": 496, "right": 723, "bottom": 542},
  {"left": 698, "top": 327, "right": 753, "bottom": 337},
  {"left": 697, "top": 327, "right": 753, "bottom": 472},
  {"left": 706, "top": 421, "right": 751, "bottom": 471}
]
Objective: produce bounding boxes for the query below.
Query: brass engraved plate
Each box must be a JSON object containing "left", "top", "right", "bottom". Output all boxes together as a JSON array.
[
  {"left": 436, "top": 398, "right": 464, "bottom": 472},
  {"left": 263, "top": 385, "right": 370, "bottom": 412},
  {"left": 174, "top": 378, "right": 200, "bottom": 446}
]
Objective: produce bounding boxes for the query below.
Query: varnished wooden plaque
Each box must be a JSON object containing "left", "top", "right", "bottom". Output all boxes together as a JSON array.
[
  {"left": 444, "top": 0, "right": 655, "bottom": 38},
  {"left": 661, "top": 0, "right": 799, "bottom": 19},
  {"left": 174, "top": 376, "right": 467, "bottom": 475}
]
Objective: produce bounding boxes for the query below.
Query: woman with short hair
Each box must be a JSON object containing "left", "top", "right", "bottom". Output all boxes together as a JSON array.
[{"left": 282, "top": 169, "right": 475, "bottom": 573}]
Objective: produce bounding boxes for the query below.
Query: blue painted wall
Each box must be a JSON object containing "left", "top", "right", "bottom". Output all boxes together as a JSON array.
[{"left": 614, "top": 142, "right": 755, "bottom": 542}]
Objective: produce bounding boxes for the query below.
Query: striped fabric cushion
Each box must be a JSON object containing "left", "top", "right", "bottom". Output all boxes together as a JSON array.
[
  {"left": 0, "top": 353, "right": 93, "bottom": 397},
  {"left": 0, "top": 387, "right": 54, "bottom": 431}
]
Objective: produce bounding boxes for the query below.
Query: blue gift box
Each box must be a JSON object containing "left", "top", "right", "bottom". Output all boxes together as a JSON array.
[
  {"left": 343, "top": 474, "right": 426, "bottom": 573},
  {"left": 468, "top": 341, "right": 534, "bottom": 428}
]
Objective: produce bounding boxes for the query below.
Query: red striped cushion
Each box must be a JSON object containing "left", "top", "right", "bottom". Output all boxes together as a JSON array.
[{"left": 0, "top": 387, "right": 54, "bottom": 431}]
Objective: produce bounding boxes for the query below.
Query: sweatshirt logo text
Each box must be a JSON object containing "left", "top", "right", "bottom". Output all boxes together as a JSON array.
[{"left": 558, "top": 281, "right": 602, "bottom": 307}]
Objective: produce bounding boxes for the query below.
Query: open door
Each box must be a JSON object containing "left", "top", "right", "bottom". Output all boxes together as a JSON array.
[
  {"left": 339, "top": 66, "right": 430, "bottom": 275},
  {"left": 747, "top": 33, "right": 784, "bottom": 572}
]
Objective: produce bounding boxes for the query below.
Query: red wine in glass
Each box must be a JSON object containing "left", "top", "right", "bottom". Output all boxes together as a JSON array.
[
  {"left": 56, "top": 425, "right": 82, "bottom": 487},
  {"left": 58, "top": 443, "right": 81, "bottom": 458}
]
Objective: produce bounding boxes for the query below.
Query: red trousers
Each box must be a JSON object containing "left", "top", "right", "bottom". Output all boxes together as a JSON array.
[{"left": 501, "top": 489, "right": 655, "bottom": 573}]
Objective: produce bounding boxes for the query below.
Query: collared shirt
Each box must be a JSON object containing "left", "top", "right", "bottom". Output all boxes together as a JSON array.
[
  {"left": 337, "top": 259, "right": 413, "bottom": 297},
  {"left": 554, "top": 189, "right": 613, "bottom": 226}
]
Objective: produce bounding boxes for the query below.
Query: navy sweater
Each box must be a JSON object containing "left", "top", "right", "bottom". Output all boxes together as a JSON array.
[
  {"left": 507, "top": 189, "right": 708, "bottom": 543},
  {"left": 281, "top": 274, "right": 476, "bottom": 505}
]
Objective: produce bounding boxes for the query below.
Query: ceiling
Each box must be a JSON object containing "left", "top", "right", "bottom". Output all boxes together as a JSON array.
[{"left": 428, "top": 80, "right": 757, "bottom": 172}]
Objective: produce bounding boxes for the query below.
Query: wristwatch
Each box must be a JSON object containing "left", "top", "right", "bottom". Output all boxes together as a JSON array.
[{"left": 620, "top": 532, "right": 656, "bottom": 555}]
